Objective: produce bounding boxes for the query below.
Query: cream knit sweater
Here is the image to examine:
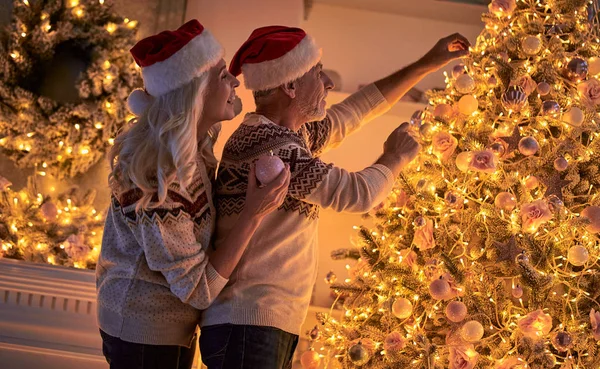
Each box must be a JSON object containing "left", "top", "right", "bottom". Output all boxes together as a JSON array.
[
  {"left": 201, "top": 83, "right": 394, "bottom": 335},
  {"left": 96, "top": 157, "right": 228, "bottom": 347}
]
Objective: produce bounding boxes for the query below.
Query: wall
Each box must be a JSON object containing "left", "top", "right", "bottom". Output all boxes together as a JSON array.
[{"left": 302, "top": 3, "right": 484, "bottom": 93}]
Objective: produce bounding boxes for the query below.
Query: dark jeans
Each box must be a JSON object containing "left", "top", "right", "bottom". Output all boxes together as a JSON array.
[
  {"left": 100, "top": 329, "right": 197, "bottom": 369},
  {"left": 200, "top": 324, "right": 299, "bottom": 369}
]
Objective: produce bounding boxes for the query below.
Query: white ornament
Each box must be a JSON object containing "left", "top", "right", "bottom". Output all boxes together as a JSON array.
[
  {"left": 582, "top": 206, "right": 600, "bottom": 233},
  {"left": 522, "top": 35, "right": 542, "bottom": 55},
  {"left": 567, "top": 245, "right": 589, "bottom": 266},
  {"left": 445, "top": 301, "right": 468, "bottom": 323},
  {"left": 458, "top": 95, "right": 478, "bottom": 115},
  {"left": 392, "top": 298, "right": 413, "bottom": 319},
  {"left": 562, "top": 107, "right": 585, "bottom": 127},
  {"left": 255, "top": 153, "right": 285, "bottom": 185},
  {"left": 589, "top": 57, "right": 600, "bottom": 76},
  {"left": 554, "top": 157, "right": 568, "bottom": 171},
  {"left": 518, "top": 137, "right": 539, "bottom": 156},
  {"left": 494, "top": 192, "right": 517, "bottom": 211},
  {"left": 461, "top": 320, "right": 485, "bottom": 342},
  {"left": 537, "top": 82, "right": 551, "bottom": 96},
  {"left": 455, "top": 74, "right": 475, "bottom": 94},
  {"left": 512, "top": 285, "right": 524, "bottom": 298},
  {"left": 434, "top": 103, "right": 453, "bottom": 119}
]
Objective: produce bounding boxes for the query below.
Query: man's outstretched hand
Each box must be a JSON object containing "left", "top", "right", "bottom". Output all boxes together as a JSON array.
[{"left": 420, "top": 33, "right": 471, "bottom": 71}]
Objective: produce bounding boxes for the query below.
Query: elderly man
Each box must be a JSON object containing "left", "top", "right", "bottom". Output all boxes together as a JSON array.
[{"left": 201, "top": 26, "right": 470, "bottom": 369}]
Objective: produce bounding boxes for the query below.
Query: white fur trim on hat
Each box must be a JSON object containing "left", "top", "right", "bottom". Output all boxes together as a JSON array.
[
  {"left": 142, "top": 30, "right": 224, "bottom": 97},
  {"left": 241, "top": 35, "right": 322, "bottom": 91}
]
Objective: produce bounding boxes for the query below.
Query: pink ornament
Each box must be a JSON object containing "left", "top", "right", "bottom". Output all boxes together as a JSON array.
[
  {"left": 524, "top": 176, "right": 539, "bottom": 189},
  {"left": 255, "top": 153, "right": 285, "bottom": 185},
  {"left": 518, "top": 309, "right": 552, "bottom": 339},
  {"left": 537, "top": 82, "right": 551, "bottom": 96},
  {"left": 300, "top": 350, "right": 321, "bottom": 369},
  {"left": 590, "top": 309, "right": 600, "bottom": 340},
  {"left": 488, "top": 0, "right": 517, "bottom": 16},
  {"left": 512, "top": 285, "right": 523, "bottom": 298},
  {"left": 61, "top": 234, "right": 90, "bottom": 260},
  {"left": 554, "top": 157, "right": 568, "bottom": 171},
  {"left": 432, "top": 132, "right": 458, "bottom": 161},
  {"left": 518, "top": 137, "right": 539, "bottom": 156},
  {"left": 434, "top": 103, "right": 454, "bottom": 119},
  {"left": 578, "top": 78, "right": 600, "bottom": 107},
  {"left": 384, "top": 331, "right": 406, "bottom": 352},
  {"left": 521, "top": 200, "right": 552, "bottom": 234},
  {"left": 496, "top": 357, "right": 527, "bottom": 369},
  {"left": 452, "top": 64, "right": 467, "bottom": 78},
  {"left": 40, "top": 201, "right": 58, "bottom": 221},
  {"left": 456, "top": 152, "right": 472, "bottom": 172},
  {"left": 430, "top": 278, "right": 452, "bottom": 300},
  {"left": 495, "top": 192, "right": 517, "bottom": 211},
  {"left": 581, "top": 206, "right": 600, "bottom": 233},
  {"left": 469, "top": 150, "right": 498, "bottom": 173},
  {"left": 446, "top": 301, "right": 468, "bottom": 322},
  {"left": 448, "top": 342, "right": 479, "bottom": 369},
  {"left": 413, "top": 218, "right": 435, "bottom": 250}
]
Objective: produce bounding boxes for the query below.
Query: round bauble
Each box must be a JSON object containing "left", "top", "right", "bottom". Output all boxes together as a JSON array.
[
  {"left": 589, "top": 57, "right": 600, "bottom": 76},
  {"left": 429, "top": 278, "right": 452, "bottom": 300},
  {"left": 567, "top": 245, "right": 589, "bottom": 266},
  {"left": 445, "top": 191, "right": 462, "bottom": 208},
  {"left": 562, "top": 107, "right": 585, "bottom": 127},
  {"left": 309, "top": 325, "right": 321, "bottom": 340},
  {"left": 495, "top": 192, "right": 517, "bottom": 211},
  {"left": 565, "top": 57, "right": 588, "bottom": 81},
  {"left": 392, "top": 297, "right": 413, "bottom": 319},
  {"left": 255, "top": 153, "right": 285, "bottom": 185},
  {"left": 458, "top": 95, "right": 478, "bottom": 115},
  {"left": 461, "top": 320, "right": 485, "bottom": 342},
  {"left": 325, "top": 271, "right": 337, "bottom": 284},
  {"left": 547, "top": 195, "right": 564, "bottom": 213},
  {"left": 410, "top": 110, "right": 425, "bottom": 126},
  {"left": 551, "top": 331, "right": 573, "bottom": 352},
  {"left": 40, "top": 201, "right": 58, "bottom": 221},
  {"left": 541, "top": 100, "right": 560, "bottom": 116},
  {"left": 487, "top": 75, "right": 498, "bottom": 88},
  {"left": 455, "top": 74, "right": 475, "bottom": 94},
  {"left": 452, "top": 63, "right": 467, "bottom": 78},
  {"left": 518, "top": 137, "right": 539, "bottom": 156},
  {"left": 434, "top": 103, "right": 454, "bottom": 119},
  {"left": 419, "top": 123, "right": 435, "bottom": 140},
  {"left": 553, "top": 157, "right": 568, "bottom": 171},
  {"left": 488, "top": 140, "right": 507, "bottom": 157},
  {"left": 581, "top": 206, "right": 600, "bottom": 233},
  {"left": 456, "top": 152, "right": 472, "bottom": 172},
  {"left": 537, "top": 82, "right": 551, "bottom": 96},
  {"left": 445, "top": 301, "right": 468, "bottom": 323},
  {"left": 524, "top": 176, "right": 539, "bottom": 189},
  {"left": 413, "top": 216, "right": 427, "bottom": 228},
  {"left": 348, "top": 343, "right": 370, "bottom": 366},
  {"left": 502, "top": 86, "right": 528, "bottom": 112},
  {"left": 301, "top": 349, "right": 321, "bottom": 369},
  {"left": 522, "top": 35, "right": 542, "bottom": 55},
  {"left": 512, "top": 285, "right": 524, "bottom": 298}
]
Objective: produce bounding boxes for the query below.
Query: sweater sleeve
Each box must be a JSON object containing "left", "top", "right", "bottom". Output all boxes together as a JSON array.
[
  {"left": 301, "top": 83, "right": 390, "bottom": 156},
  {"left": 281, "top": 142, "right": 395, "bottom": 213},
  {"left": 124, "top": 195, "right": 228, "bottom": 310}
]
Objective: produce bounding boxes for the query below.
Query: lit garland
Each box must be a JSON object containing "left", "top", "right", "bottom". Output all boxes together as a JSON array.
[
  {"left": 312, "top": 1, "right": 600, "bottom": 368},
  {"left": 0, "top": 0, "right": 140, "bottom": 178},
  {"left": 0, "top": 174, "right": 104, "bottom": 269}
]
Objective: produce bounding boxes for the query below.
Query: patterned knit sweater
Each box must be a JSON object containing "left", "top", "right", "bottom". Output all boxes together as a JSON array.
[
  {"left": 96, "top": 157, "right": 228, "bottom": 347},
  {"left": 201, "top": 83, "right": 394, "bottom": 335}
]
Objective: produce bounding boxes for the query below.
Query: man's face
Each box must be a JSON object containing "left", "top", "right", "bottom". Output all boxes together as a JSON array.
[{"left": 295, "top": 63, "right": 334, "bottom": 122}]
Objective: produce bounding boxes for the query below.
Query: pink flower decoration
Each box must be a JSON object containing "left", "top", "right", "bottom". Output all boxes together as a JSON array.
[
  {"left": 413, "top": 218, "right": 435, "bottom": 250},
  {"left": 62, "top": 234, "right": 90, "bottom": 260},
  {"left": 0, "top": 175, "right": 12, "bottom": 191},
  {"left": 511, "top": 75, "right": 537, "bottom": 95},
  {"left": 518, "top": 309, "right": 552, "bottom": 339},
  {"left": 495, "top": 357, "right": 527, "bottom": 369},
  {"left": 448, "top": 343, "right": 479, "bottom": 369},
  {"left": 488, "top": 0, "right": 517, "bottom": 15},
  {"left": 432, "top": 132, "right": 458, "bottom": 161},
  {"left": 578, "top": 78, "right": 600, "bottom": 106},
  {"left": 520, "top": 200, "right": 552, "bottom": 234},
  {"left": 590, "top": 309, "right": 600, "bottom": 340},
  {"left": 383, "top": 331, "right": 406, "bottom": 352},
  {"left": 398, "top": 248, "right": 418, "bottom": 271},
  {"left": 469, "top": 150, "right": 498, "bottom": 173}
]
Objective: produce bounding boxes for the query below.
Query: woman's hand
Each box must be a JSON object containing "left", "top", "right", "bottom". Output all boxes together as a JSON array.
[{"left": 243, "top": 163, "right": 291, "bottom": 219}]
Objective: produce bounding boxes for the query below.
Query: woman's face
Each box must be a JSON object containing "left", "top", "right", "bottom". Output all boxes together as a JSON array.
[{"left": 200, "top": 59, "right": 240, "bottom": 126}]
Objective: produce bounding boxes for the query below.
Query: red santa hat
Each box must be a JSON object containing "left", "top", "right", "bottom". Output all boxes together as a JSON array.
[
  {"left": 127, "top": 19, "right": 224, "bottom": 116},
  {"left": 229, "top": 26, "right": 322, "bottom": 91}
]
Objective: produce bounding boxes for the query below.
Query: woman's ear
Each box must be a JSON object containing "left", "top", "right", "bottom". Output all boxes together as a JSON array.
[{"left": 281, "top": 81, "right": 296, "bottom": 99}]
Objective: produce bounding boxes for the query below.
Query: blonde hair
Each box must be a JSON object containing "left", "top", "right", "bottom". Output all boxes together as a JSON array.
[{"left": 109, "top": 74, "right": 219, "bottom": 210}]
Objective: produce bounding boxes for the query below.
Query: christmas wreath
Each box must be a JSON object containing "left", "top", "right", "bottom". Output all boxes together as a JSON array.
[{"left": 0, "top": 0, "right": 141, "bottom": 178}]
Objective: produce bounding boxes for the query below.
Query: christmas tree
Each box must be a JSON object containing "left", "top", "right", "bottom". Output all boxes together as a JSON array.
[{"left": 313, "top": 0, "right": 600, "bottom": 368}]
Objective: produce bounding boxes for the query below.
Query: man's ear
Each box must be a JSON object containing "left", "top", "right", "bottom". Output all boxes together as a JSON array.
[{"left": 281, "top": 81, "right": 296, "bottom": 99}]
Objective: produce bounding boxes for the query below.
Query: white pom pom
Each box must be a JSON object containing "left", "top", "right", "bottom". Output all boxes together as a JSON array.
[{"left": 127, "top": 89, "right": 154, "bottom": 116}]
